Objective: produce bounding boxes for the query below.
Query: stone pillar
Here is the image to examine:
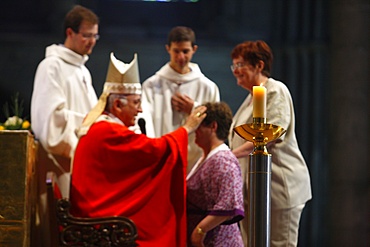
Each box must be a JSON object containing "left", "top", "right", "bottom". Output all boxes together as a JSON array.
[{"left": 329, "top": 0, "right": 369, "bottom": 246}]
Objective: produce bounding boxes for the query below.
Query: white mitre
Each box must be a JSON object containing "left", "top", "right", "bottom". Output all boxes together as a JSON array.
[{"left": 77, "top": 53, "right": 141, "bottom": 136}]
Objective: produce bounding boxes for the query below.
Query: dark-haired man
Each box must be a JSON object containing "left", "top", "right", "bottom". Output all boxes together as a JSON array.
[
  {"left": 140, "top": 26, "right": 220, "bottom": 174},
  {"left": 30, "top": 5, "right": 100, "bottom": 246}
]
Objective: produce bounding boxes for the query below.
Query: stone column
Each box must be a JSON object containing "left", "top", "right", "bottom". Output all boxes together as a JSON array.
[{"left": 329, "top": 0, "right": 369, "bottom": 246}]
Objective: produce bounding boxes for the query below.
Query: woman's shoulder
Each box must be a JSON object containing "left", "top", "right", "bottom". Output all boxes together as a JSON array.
[
  {"left": 212, "top": 150, "right": 240, "bottom": 170},
  {"left": 266, "top": 78, "right": 291, "bottom": 95}
]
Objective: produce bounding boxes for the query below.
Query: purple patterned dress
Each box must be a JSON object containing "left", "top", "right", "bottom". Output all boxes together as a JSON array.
[{"left": 186, "top": 144, "right": 244, "bottom": 247}]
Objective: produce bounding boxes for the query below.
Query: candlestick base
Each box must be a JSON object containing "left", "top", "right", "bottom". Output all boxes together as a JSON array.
[{"left": 233, "top": 118, "right": 286, "bottom": 247}]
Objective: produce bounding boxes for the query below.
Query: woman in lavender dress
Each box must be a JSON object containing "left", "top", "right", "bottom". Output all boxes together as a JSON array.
[{"left": 187, "top": 102, "right": 244, "bottom": 247}]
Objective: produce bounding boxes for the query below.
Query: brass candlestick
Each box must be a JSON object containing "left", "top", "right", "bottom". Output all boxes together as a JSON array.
[{"left": 234, "top": 117, "right": 286, "bottom": 247}]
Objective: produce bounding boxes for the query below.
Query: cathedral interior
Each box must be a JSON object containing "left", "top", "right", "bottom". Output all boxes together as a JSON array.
[{"left": 0, "top": 0, "right": 368, "bottom": 246}]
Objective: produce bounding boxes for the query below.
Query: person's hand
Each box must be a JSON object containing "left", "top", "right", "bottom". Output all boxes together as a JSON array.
[
  {"left": 171, "top": 92, "right": 194, "bottom": 114},
  {"left": 182, "top": 106, "right": 207, "bottom": 134},
  {"left": 190, "top": 227, "right": 206, "bottom": 247}
]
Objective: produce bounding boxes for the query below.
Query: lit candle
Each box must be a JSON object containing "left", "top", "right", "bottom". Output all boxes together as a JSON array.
[{"left": 252, "top": 85, "right": 267, "bottom": 118}]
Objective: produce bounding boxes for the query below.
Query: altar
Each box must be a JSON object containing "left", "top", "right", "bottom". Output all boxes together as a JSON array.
[{"left": 0, "top": 130, "right": 37, "bottom": 246}]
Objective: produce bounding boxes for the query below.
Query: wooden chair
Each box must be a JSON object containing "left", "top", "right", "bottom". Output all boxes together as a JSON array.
[{"left": 46, "top": 171, "right": 138, "bottom": 246}]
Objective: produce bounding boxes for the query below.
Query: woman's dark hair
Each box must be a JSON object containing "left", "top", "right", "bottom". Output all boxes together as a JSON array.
[{"left": 201, "top": 102, "right": 233, "bottom": 141}]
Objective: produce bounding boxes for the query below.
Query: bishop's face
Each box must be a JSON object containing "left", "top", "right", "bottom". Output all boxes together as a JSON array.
[{"left": 116, "top": 94, "right": 142, "bottom": 127}]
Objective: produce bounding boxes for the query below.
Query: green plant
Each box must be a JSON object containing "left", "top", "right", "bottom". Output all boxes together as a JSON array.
[{"left": 0, "top": 92, "right": 30, "bottom": 130}]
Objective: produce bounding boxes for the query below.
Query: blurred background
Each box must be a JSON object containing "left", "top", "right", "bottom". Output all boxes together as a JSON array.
[{"left": 0, "top": 0, "right": 368, "bottom": 246}]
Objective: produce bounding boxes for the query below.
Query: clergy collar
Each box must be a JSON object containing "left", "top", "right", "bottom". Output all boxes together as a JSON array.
[{"left": 99, "top": 111, "right": 125, "bottom": 126}]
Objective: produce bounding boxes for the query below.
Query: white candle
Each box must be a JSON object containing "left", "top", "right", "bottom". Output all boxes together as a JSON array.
[{"left": 253, "top": 85, "right": 267, "bottom": 118}]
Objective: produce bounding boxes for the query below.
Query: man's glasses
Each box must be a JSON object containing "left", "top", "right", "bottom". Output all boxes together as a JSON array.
[
  {"left": 79, "top": 32, "right": 100, "bottom": 41},
  {"left": 230, "top": 62, "right": 247, "bottom": 71}
]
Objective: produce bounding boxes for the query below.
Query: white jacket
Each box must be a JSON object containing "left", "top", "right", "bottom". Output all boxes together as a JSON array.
[{"left": 229, "top": 78, "right": 312, "bottom": 208}]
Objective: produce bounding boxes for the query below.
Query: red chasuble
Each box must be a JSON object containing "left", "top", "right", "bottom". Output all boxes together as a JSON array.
[{"left": 70, "top": 120, "right": 188, "bottom": 247}]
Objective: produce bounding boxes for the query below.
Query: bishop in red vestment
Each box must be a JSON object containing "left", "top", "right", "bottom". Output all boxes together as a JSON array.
[{"left": 69, "top": 53, "right": 207, "bottom": 247}]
